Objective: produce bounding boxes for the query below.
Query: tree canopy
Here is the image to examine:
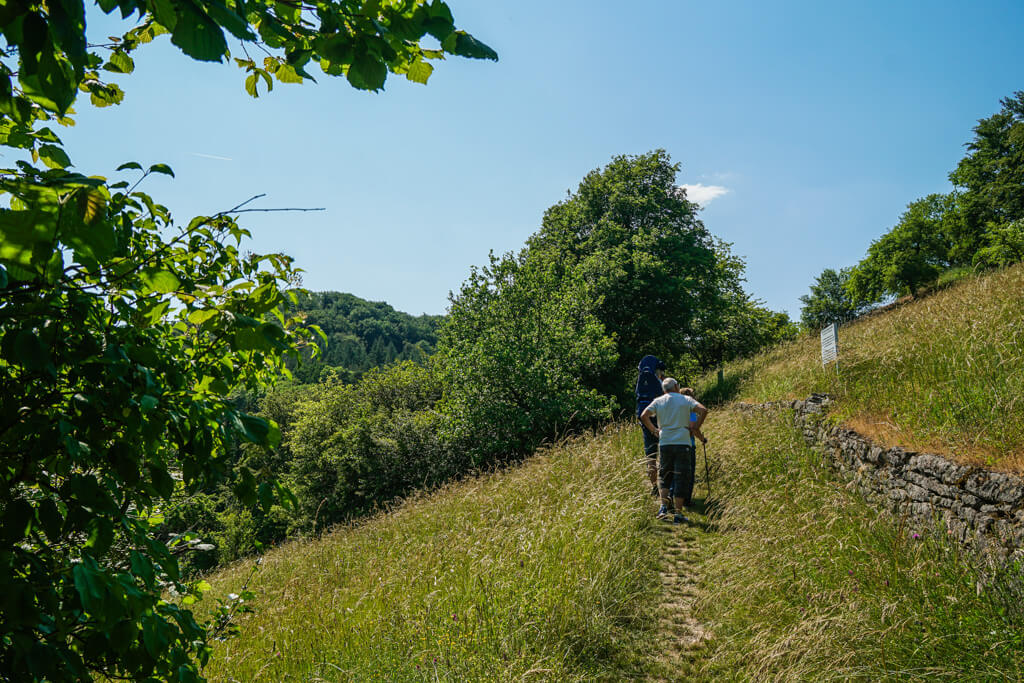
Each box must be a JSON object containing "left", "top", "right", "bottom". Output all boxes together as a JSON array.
[
  {"left": 799, "top": 267, "right": 868, "bottom": 330},
  {"left": 847, "top": 193, "right": 955, "bottom": 302},
  {"left": 950, "top": 92, "right": 1024, "bottom": 232},
  {"left": 526, "top": 150, "right": 795, "bottom": 399}
]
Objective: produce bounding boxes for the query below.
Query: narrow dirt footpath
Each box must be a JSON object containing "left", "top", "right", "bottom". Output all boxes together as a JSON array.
[{"left": 645, "top": 502, "right": 713, "bottom": 682}]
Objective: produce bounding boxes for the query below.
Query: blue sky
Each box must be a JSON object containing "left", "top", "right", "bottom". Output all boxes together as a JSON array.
[{"left": 68, "top": 0, "right": 1024, "bottom": 318}]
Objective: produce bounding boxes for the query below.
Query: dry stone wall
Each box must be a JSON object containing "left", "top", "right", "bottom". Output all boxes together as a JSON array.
[{"left": 738, "top": 394, "right": 1024, "bottom": 559}]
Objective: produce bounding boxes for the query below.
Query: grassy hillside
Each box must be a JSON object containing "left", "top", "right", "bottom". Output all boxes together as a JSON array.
[
  {"left": 193, "top": 264, "right": 1024, "bottom": 682},
  {"left": 696, "top": 263, "right": 1024, "bottom": 467},
  {"left": 200, "top": 425, "right": 659, "bottom": 681},
  {"left": 693, "top": 407, "right": 1024, "bottom": 680}
]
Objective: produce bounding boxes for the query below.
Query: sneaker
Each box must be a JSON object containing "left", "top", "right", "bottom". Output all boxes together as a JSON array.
[
  {"left": 673, "top": 513, "right": 690, "bottom": 525},
  {"left": 657, "top": 504, "right": 670, "bottom": 519}
]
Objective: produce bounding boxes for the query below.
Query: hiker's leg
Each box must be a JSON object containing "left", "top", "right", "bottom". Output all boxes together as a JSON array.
[
  {"left": 669, "top": 446, "right": 687, "bottom": 512},
  {"left": 680, "top": 445, "right": 695, "bottom": 508},
  {"left": 641, "top": 418, "right": 659, "bottom": 489},
  {"left": 658, "top": 446, "right": 673, "bottom": 508}
]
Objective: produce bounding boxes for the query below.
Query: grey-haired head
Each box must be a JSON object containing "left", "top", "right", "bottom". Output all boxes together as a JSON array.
[{"left": 661, "top": 377, "right": 679, "bottom": 393}]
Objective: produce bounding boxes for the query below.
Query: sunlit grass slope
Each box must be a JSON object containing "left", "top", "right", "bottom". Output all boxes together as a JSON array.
[
  {"left": 695, "top": 408, "right": 1024, "bottom": 680},
  {"left": 202, "top": 425, "right": 658, "bottom": 682},
  {"left": 696, "top": 263, "right": 1024, "bottom": 466}
]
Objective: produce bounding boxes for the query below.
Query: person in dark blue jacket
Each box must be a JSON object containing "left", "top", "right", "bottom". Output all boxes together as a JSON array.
[{"left": 635, "top": 355, "right": 667, "bottom": 496}]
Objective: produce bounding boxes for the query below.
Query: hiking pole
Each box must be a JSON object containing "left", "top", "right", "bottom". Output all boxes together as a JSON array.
[{"left": 702, "top": 440, "right": 711, "bottom": 501}]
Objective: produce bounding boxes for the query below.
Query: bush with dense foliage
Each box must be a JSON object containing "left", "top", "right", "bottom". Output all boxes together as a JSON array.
[
  {"left": 0, "top": 0, "right": 495, "bottom": 678},
  {"left": 437, "top": 252, "right": 617, "bottom": 462}
]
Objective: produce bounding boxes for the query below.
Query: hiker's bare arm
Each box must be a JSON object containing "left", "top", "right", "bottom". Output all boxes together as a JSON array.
[
  {"left": 640, "top": 407, "right": 659, "bottom": 436},
  {"left": 689, "top": 425, "right": 707, "bottom": 444},
  {"left": 692, "top": 403, "right": 708, "bottom": 431}
]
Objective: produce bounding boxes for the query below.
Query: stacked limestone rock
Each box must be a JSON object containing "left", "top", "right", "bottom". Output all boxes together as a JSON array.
[{"left": 738, "top": 394, "right": 1024, "bottom": 560}]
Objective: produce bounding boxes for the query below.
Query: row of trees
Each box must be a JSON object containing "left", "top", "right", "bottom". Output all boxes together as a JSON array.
[{"left": 800, "top": 92, "right": 1024, "bottom": 329}]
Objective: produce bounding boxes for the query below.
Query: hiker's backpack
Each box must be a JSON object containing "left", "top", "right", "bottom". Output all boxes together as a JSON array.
[{"left": 635, "top": 355, "right": 666, "bottom": 416}]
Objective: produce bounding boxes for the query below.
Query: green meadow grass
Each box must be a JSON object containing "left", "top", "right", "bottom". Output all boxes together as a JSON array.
[
  {"left": 695, "top": 408, "right": 1024, "bottom": 680},
  {"left": 696, "top": 263, "right": 1024, "bottom": 466},
  {"left": 200, "top": 425, "right": 661, "bottom": 682}
]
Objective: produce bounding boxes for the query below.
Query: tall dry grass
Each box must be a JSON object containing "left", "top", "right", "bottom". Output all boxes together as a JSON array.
[
  {"left": 199, "top": 425, "right": 660, "bottom": 682},
  {"left": 696, "top": 263, "right": 1024, "bottom": 466},
  {"left": 695, "top": 408, "right": 1024, "bottom": 680}
]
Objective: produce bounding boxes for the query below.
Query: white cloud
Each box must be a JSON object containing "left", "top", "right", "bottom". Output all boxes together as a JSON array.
[{"left": 677, "top": 183, "right": 730, "bottom": 206}]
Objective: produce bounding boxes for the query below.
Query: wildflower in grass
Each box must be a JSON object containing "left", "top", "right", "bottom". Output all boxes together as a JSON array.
[{"left": 912, "top": 533, "right": 921, "bottom": 540}]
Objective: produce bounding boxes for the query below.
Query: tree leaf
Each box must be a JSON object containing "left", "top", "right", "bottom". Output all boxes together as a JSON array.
[
  {"left": 275, "top": 64, "right": 305, "bottom": 84},
  {"left": 0, "top": 208, "right": 58, "bottom": 271},
  {"left": 140, "top": 268, "right": 180, "bottom": 293},
  {"left": 203, "top": 0, "right": 255, "bottom": 41},
  {"left": 442, "top": 31, "right": 498, "bottom": 61},
  {"left": 346, "top": 52, "right": 387, "bottom": 91},
  {"left": 237, "top": 414, "right": 274, "bottom": 445},
  {"left": 170, "top": 3, "right": 228, "bottom": 62},
  {"left": 244, "top": 73, "right": 259, "bottom": 97},
  {"left": 103, "top": 50, "right": 135, "bottom": 74},
  {"left": 148, "top": 163, "right": 175, "bottom": 177},
  {"left": 19, "top": 49, "right": 76, "bottom": 115},
  {"left": 38, "top": 144, "right": 72, "bottom": 169},
  {"left": 149, "top": 0, "right": 178, "bottom": 31},
  {"left": 187, "top": 308, "right": 219, "bottom": 325},
  {"left": 405, "top": 59, "right": 433, "bottom": 85},
  {"left": 116, "top": 161, "right": 144, "bottom": 171}
]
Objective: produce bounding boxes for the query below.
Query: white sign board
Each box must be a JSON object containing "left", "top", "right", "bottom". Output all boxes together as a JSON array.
[{"left": 820, "top": 323, "right": 838, "bottom": 366}]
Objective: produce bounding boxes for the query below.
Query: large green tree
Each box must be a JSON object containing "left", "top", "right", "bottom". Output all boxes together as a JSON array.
[
  {"left": 526, "top": 151, "right": 724, "bottom": 398},
  {"left": 525, "top": 150, "right": 788, "bottom": 400},
  {"left": 847, "top": 193, "right": 954, "bottom": 302},
  {"left": 0, "top": 1, "right": 494, "bottom": 680},
  {"left": 799, "top": 266, "right": 869, "bottom": 330},
  {"left": 950, "top": 91, "right": 1024, "bottom": 234}
]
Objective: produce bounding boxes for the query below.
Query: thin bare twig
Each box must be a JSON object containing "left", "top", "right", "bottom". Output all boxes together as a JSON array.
[{"left": 231, "top": 206, "right": 326, "bottom": 213}]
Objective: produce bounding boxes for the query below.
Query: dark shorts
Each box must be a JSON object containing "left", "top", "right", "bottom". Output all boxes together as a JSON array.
[
  {"left": 659, "top": 444, "right": 695, "bottom": 504},
  {"left": 640, "top": 418, "right": 659, "bottom": 459}
]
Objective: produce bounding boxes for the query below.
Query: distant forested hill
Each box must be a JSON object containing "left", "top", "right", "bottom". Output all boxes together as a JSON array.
[{"left": 290, "top": 291, "right": 443, "bottom": 383}]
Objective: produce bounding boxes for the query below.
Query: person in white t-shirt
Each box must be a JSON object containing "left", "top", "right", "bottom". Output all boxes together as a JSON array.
[{"left": 640, "top": 377, "right": 708, "bottom": 523}]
